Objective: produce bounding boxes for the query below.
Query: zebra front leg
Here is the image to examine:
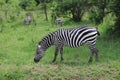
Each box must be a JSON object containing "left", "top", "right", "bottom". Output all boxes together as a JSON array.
[
  {"left": 52, "top": 47, "right": 59, "bottom": 62},
  {"left": 60, "top": 47, "right": 64, "bottom": 61}
]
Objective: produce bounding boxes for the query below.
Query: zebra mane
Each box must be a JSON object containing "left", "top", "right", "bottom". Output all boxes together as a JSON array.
[{"left": 38, "top": 32, "right": 55, "bottom": 50}]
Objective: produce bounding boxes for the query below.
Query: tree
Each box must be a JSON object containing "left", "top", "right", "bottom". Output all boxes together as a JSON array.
[
  {"left": 0, "top": 1, "right": 4, "bottom": 8},
  {"left": 43, "top": 0, "right": 48, "bottom": 21},
  {"left": 56, "top": 0, "right": 89, "bottom": 22},
  {"left": 5, "top": 0, "right": 9, "bottom": 4},
  {"left": 19, "top": 0, "right": 29, "bottom": 10},
  {"left": 89, "top": 0, "right": 111, "bottom": 24},
  {"left": 35, "top": 0, "right": 41, "bottom": 6},
  {"left": 19, "top": 0, "right": 35, "bottom": 10},
  {"left": 35, "top": 0, "right": 53, "bottom": 21},
  {"left": 35, "top": 0, "right": 52, "bottom": 6},
  {"left": 110, "top": 0, "right": 120, "bottom": 35}
]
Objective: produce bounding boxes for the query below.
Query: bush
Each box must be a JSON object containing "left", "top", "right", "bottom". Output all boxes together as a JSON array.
[
  {"left": 98, "top": 14, "right": 115, "bottom": 35},
  {"left": 19, "top": 0, "right": 36, "bottom": 10}
]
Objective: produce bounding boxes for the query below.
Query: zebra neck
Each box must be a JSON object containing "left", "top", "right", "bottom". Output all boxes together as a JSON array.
[
  {"left": 39, "top": 33, "right": 55, "bottom": 51},
  {"left": 41, "top": 43, "right": 53, "bottom": 51}
]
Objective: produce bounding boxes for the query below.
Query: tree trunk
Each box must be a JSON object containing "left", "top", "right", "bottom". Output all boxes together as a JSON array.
[
  {"left": 71, "top": 7, "right": 82, "bottom": 22},
  {"left": 43, "top": 0, "right": 48, "bottom": 21},
  {"left": 72, "top": 13, "right": 82, "bottom": 22}
]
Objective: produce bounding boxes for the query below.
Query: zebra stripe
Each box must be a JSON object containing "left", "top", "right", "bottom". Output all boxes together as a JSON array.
[
  {"left": 35, "top": 26, "right": 100, "bottom": 63},
  {"left": 38, "top": 26, "right": 99, "bottom": 49}
]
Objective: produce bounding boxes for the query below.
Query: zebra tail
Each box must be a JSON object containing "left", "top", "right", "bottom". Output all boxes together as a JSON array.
[
  {"left": 97, "top": 31, "right": 100, "bottom": 36},
  {"left": 94, "top": 26, "right": 100, "bottom": 36}
]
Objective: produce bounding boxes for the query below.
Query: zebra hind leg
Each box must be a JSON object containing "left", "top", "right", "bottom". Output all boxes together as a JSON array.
[
  {"left": 88, "top": 44, "right": 95, "bottom": 63},
  {"left": 88, "top": 46, "right": 99, "bottom": 63},
  {"left": 60, "top": 47, "right": 64, "bottom": 61},
  {"left": 94, "top": 47, "right": 99, "bottom": 62},
  {"left": 52, "top": 47, "right": 59, "bottom": 62},
  {"left": 88, "top": 50, "right": 94, "bottom": 63}
]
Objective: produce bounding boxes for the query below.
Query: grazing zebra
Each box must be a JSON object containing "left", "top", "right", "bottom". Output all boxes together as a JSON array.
[
  {"left": 34, "top": 26, "right": 100, "bottom": 63},
  {"left": 55, "top": 18, "right": 63, "bottom": 26}
]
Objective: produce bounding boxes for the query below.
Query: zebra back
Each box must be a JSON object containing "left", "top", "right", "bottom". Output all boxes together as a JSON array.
[
  {"left": 55, "top": 26, "right": 99, "bottom": 47},
  {"left": 38, "top": 26, "right": 100, "bottom": 49}
]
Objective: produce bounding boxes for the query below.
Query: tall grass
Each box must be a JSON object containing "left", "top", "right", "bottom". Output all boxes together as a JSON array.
[
  {"left": 0, "top": 18, "right": 120, "bottom": 80},
  {"left": 0, "top": 9, "right": 120, "bottom": 80}
]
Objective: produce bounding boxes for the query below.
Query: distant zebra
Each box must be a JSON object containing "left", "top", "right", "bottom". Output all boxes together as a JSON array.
[
  {"left": 34, "top": 26, "right": 100, "bottom": 63},
  {"left": 55, "top": 18, "right": 63, "bottom": 26},
  {"left": 23, "top": 16, "right": 32, "bottom": 25}
]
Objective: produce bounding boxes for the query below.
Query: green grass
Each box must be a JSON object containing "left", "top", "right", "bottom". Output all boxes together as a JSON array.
[
  {"left": 0, "top": 14, "right": 120, "bottom": 80},
  {"left": 0, "top": 1, "right": 119, "bottom": 79}
]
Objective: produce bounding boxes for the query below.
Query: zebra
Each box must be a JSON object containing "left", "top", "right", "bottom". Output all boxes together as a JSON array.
[
  {"left": 34, "top": 26, "right": 100, "bottom": 63},
  {"left": 55, "top": 18, "right": 63, "bottom": 26}
]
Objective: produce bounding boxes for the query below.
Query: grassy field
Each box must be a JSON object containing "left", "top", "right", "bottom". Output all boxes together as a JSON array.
[{"left": 0, "top": 16, "right": 120, "bottom": 80}]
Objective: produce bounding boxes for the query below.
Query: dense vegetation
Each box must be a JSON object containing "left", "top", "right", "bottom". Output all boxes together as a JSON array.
[{"left": 0, "top": 0, "right": 120, "bottom": 80}]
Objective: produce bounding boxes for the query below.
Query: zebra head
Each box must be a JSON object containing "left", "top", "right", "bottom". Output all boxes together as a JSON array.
[{"left": 34, "top": 45, "right": 44, "bottom": 63}]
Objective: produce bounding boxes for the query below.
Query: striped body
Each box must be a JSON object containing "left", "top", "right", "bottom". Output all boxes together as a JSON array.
[
  {"left": 34, "top": 26, "right": 100, "bottom": 63},
  {"left": 39, "top": 26, "right": 99, "bottom": 49},
  {"left": 55, "top": 27, "right": 98, "bottom": 47}
]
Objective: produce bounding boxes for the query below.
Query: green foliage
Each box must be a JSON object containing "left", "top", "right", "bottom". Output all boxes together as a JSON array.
[
  {"left": 5, "top": 0, "right": 9, "bottom": 4},
  {"left": 0, "top": 12, "right": 120, "bottom": 79},
  {"left": 0, "top": 1, "right": 120, "bottom": 79},
  {"left": 0, "top": 1, "right": 4, "bottom": 8},
  {"left": 110, "top": 0, "right": 120, "bottom": 35},
  {"left": 98, "top": 14, "right": 115, "bottom": 35},
  {"left": 55, "top": 0, "right": 89, "bottom": 22},
  {"left": 0, "top": 12, "right": 120, "bottom": 80},
  {"left": 39, "top": 0, "right": 53, "bottom": 3},
  {"left": 35, "top": 0, "right": 41, "bottom": 6},
  {"left": 89, "top": 0, "right": 110, "bottom": 24},
  {"left": 35, "top": 0, "right": 53, "bottom": 6},
  {"left": 19, "top": 0, "right": 36, "bottom": 10},
  {"left": 0, "top": 0, "right": 119, "bottom": 35},
  {"left": 19, "top": 0, "right": 29, "bottom": 10},
  {"left": 88, "top": 0, "right": 120, "bottom": 35}
]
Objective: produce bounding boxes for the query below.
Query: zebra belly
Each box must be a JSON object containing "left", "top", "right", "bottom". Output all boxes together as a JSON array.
[{"left": 63, "top": 40, "right": 82, "bottom": 48}]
